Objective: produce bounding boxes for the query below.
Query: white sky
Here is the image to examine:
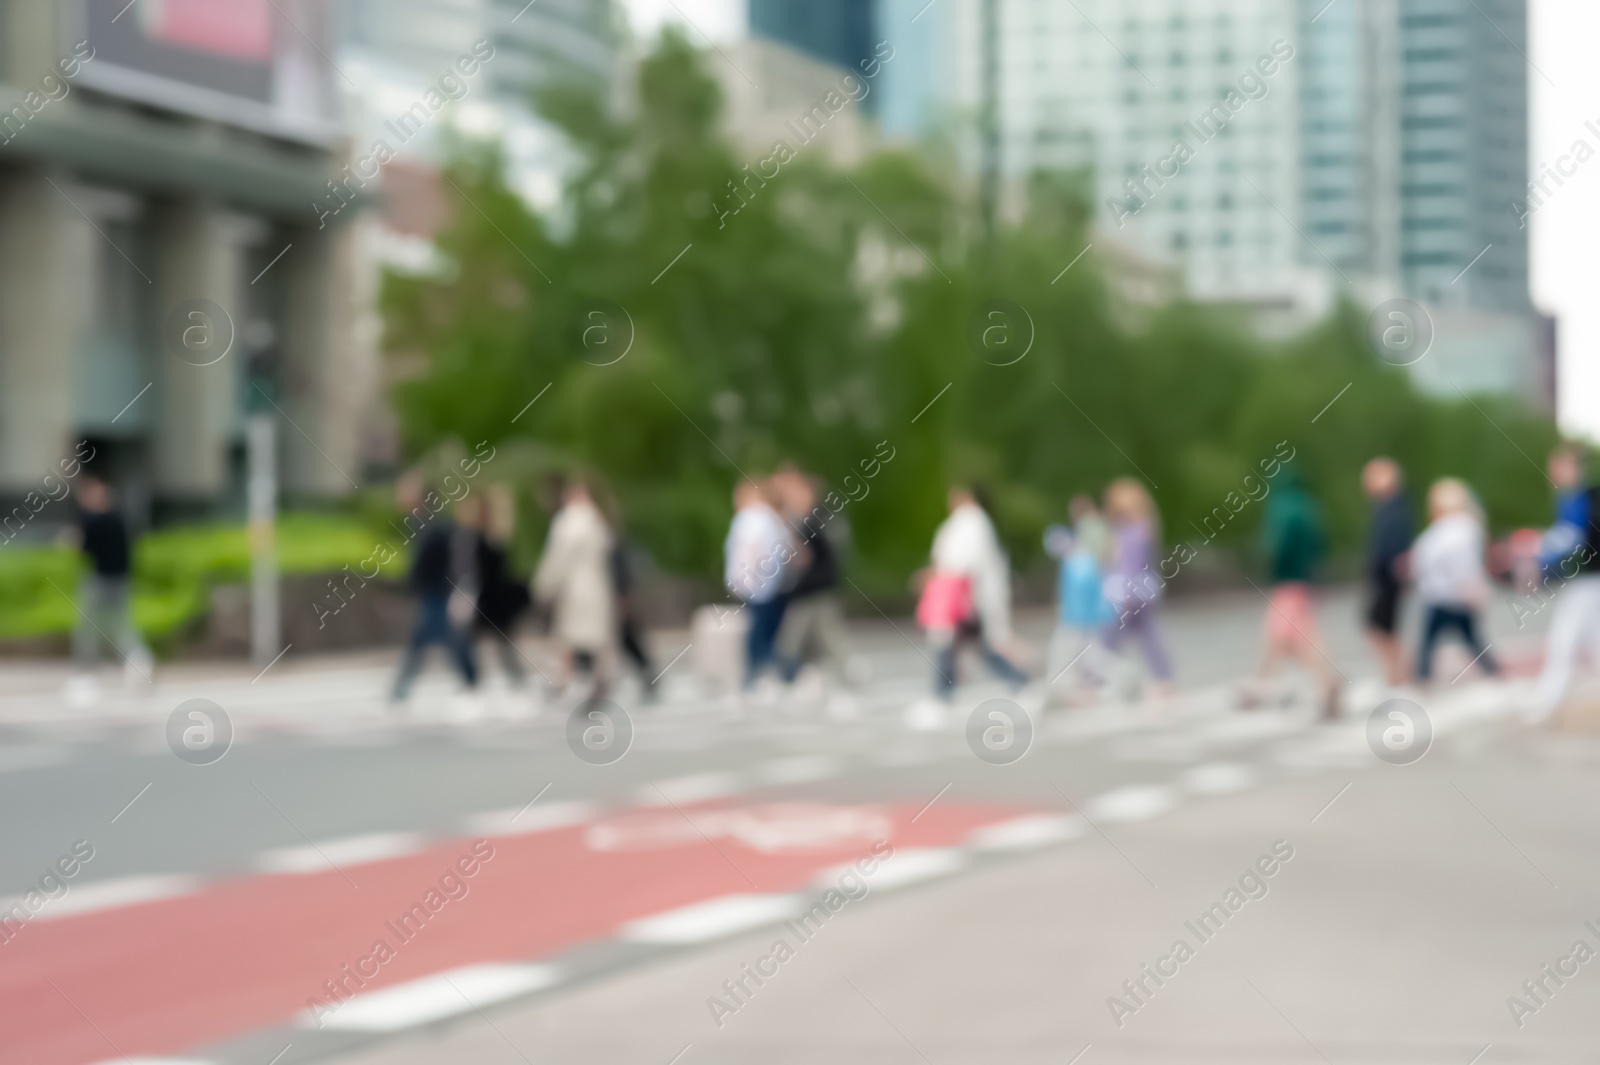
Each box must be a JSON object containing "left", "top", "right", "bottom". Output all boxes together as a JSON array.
[
  {"left": 620, "top": 0, "right": 1595, "bottom": 441},
  {"left": 1530, "top": 0, "right": 1599, "bottom": 442},
  {"left": 620, "top": 0, "right": 743, "bottom": 44}
]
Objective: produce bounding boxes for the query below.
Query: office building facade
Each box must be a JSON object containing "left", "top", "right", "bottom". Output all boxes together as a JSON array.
[
  {"left": 0, "top": 0, "right": 366, "bottom": 527},
  {"left": 749, "top": 0, "right": 877, "bottom": 95}
]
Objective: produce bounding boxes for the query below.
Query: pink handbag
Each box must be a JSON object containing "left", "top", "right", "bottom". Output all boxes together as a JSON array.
[{"left": 917, "top": 572, "right": 973, "bottom": 630}]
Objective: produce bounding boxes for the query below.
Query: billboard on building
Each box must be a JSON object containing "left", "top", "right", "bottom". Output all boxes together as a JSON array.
[{"left": 68, "top": 0, "right": 338, "bottom": 141}]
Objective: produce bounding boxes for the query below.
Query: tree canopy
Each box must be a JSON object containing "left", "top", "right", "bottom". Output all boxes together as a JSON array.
[{"left": 383, "top": 30, "right": 1560, "bottom": 597}]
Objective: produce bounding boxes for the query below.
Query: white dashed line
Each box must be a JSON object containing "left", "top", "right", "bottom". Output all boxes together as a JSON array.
[
  {"left": 618, "top": 893, "right": 803, "bottom": 944},
  {"left": 306, "top": 963, "right": 561, "bottom": 1032},
  {"left": 1181, "top": 763, "right": 1258, "bottom": 796},
  {"left": 1086, "top": 785, "right": 1174, "bottom": 824},
  {"left": 461, "top": 800, "right": 596, "bottom": 837},
  {"left": 639, "top": 771, "right": 743, "bottom": 806},
  {"left": 818, "top": 847, "right": 966, "bottom": 892},
  {"left": 255, "top": 832, "right": 426, "bottom": 876},
  {"left": 967, "top": 814, "right": 1086, "bottom": 852},
  {"left": 757, "top": 755, "right": 844, "bottom": 785},
  {"left": 34, "top": 874, "right": 201, "bottom": 921}
]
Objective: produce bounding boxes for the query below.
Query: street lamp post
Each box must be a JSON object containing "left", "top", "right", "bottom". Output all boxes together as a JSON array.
[{"left": 247, "top": 411, "right": 278, "bottom": 665}]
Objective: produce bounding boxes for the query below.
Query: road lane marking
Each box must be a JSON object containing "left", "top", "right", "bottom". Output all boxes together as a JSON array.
[
  {"left": 305, "top": 964, "right": 561, "bottom": 1032},
  {"left": 638, "top": 771, "right": 742, "bottom": 806},
  {"left": 967, "top": 814, "right": 1086, "bottom": 851},
  {"left": 757, "top": 755, "right": 843, "bottom": 785},
  {"left": 618, "top": 893, "right": 803, "bottom": 944},
  {"left": 31, "top": 874, "right": 201, "bottom": 921},
  {"left": 255, "top": 832, "right": 425, "bottom": 875},
  {"left": 815, "top": 848, "right": 965, "bottom": 892},
  {"left": 462, "top": 800, "right": 596, "bottom": 837},
  {"left": 1086, "top": 785, "right": 1174, "bottom": 824},
  {"left": 1181, "top": 763, "right": 1258, "bottom": 796}
]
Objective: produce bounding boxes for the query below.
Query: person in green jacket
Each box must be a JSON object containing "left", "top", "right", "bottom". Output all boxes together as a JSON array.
[{"left": 1245, "top": 469, "right": 1340, "bottom": 719}]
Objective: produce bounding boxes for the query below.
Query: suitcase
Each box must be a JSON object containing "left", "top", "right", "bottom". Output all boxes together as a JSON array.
[{"left": 691, "top": 603, "right": 749, "bottom": 695}]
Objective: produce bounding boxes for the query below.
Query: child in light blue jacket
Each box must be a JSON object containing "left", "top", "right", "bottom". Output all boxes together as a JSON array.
[{"left": 1043, "top": 496, "right": 1115, "bottom": 703}]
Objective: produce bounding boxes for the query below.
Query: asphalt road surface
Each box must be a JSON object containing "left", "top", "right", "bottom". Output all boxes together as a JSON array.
[{"left": 0, "top": 587, "right": 1583, "bottom": 1065}]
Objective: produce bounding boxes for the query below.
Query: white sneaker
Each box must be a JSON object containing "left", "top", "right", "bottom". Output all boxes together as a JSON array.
[
  {"left": 64, "top": 674, "right": 99, "bottom": 709},
  {"left": 449, "top": 691, "right": 485, "bottom": 723},
  {"left": 904, "top": 698, "right": 948, "bottom": 732},
  {"left": 124, "top": 647, "right": 154, "bottom": 687},
  {"left": 793, "top": 667, "right": 826, "bottom": 704}
]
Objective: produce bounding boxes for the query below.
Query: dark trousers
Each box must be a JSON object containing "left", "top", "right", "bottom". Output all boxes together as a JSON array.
[
  {"left": 744, "top": 597, "right": 788, "bottom": 687},
  {"left": 1417, "top": 605, "right": 1499, "bottom": 680},
  {"left": 620, "top": 615, "right": 654, "bottom": 679},
  {"left": 935, "top": 619, "right": 1028, "bottom": 698},
  {"left": 392, "top": 594, "right": 478, "bottom": 699},
  {"left": 477, "top": 625, "right": 526, "bottom": 685}
]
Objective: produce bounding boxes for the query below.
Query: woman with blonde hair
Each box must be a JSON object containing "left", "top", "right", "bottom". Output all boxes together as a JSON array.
[
  {"left": 1100, "top": 478, "right": 1175, "bottom": 699},
  {"left": 1411, "top": 478, "right": 1499, "bottom": 683}
]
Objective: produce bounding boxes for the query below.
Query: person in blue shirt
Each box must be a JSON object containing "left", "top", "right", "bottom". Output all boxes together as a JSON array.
[
  {"left": 1531, "top": 446, "right": 1600, "bottom": 721},
  {"left": 1042, "top": 494, "right": 1115, "bottom": 705},
  {"left": 1539, "top": 445, "right": 1590, "bottom": 575}
]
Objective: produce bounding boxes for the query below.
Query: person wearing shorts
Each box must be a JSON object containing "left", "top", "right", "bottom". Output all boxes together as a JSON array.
[{"left": 1247, "top": 469, "right": 1339, "bottom": 718}]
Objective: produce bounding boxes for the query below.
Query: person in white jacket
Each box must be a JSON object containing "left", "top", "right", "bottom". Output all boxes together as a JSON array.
[
  {"left": 1411, "top": 478, "right": 1500, "bottom": 683},
  {"left": 923, "top": 486, "right": 1028, "bottom": 699},
  {"left": 534, "top": 479, "right": 616, "bottom": 692}
]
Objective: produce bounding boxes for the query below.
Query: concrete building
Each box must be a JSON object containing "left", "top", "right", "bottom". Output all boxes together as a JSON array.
[
  {"left": 1396, "top": 0, "right": 1529, "bottom": 314},
  {"left": 749, "top": 0, "right": 877, "bottom": 103},
  {"left": 871, "top": 0, "right": 1547, "bottom": 405},
  {"left": 0, "top": 0, "right": 367, "bottom": 528},
  {"left": 878, "top": 0, "right": 1315, "bottom": 306}
]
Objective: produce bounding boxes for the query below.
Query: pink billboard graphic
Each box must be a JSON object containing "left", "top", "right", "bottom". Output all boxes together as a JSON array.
[{"left": 139, "top": 0, "right": 273, "bottom": 61}]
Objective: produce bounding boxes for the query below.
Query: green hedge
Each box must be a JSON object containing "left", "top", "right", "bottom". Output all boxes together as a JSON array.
[{"left": 0, "top": 514, "right": 406, "bottom": 643}]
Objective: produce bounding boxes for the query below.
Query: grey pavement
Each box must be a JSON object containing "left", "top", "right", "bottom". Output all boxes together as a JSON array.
[{"left": 328, "top": 722, "right": 1600, "bottom": 1065}]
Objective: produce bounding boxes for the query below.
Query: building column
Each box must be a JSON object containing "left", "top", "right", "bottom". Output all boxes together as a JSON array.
[
  {"left": 280, "top": 217, "right": 372, "bottom": 498},
  {"left": 0, "top": 167, "right": 93, "bottom": 493},
  {"left": 152, "top": 197, "right": 239, "bottom": 502}
]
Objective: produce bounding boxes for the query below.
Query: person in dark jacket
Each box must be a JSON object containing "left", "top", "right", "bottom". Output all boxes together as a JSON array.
[
  {"left": 463, "top": 486, "right": 531, "bottom": 687},
  {"left": 390, "top": 475, "right": 479, "bottom": 703},
  {"left": 610, "top": 538, "right": 657, "bottom": 699},
  {"left": 1245, "top": 468, "right": 1339, "bottom": 718},
  {"left": 1362, "top": 458, "right": 1413, "bottom": 686},
  {"left": 68, "top": 476, "right": 151, "bottom": 700},
  {"left": 773, "top": 469, "right": 856, "bottom": 688}
]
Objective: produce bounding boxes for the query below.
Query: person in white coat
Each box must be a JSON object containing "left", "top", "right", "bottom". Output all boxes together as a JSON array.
[
  {"left": 920, "top": 486, "right": 1028, "bottom": 700},
  {"left": 534, "top": 479, "right": 616, "bottom": 692},
  {"left": 1412, "top": 479, "right": 1500, "bottom": 683}
]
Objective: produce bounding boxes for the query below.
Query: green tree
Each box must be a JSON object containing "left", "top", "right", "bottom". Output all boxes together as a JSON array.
[{"left": 384, "top": 31, "right": 1560, "bottom": 598}]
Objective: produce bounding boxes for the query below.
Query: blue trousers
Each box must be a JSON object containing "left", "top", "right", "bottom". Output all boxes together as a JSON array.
[
  {"left": 392, "top": 594, "right": 478, "bottom": 699},
  {"left": 1417, "top": 605, "right": 1498, "bottom": 680},
  {"left": 744, "top": 597, "right": 788, "bottom": 687},
  {"left": 934, "top": 620, "right": 1028, "bottom": 698}
]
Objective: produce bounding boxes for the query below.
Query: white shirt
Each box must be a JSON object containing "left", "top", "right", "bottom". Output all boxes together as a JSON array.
[
  {"left": 725, "top": 503, "right": 792, "bottom": 603},
  {"left": 1412, "top": 512, "right": 1487, "bottom": 607}
]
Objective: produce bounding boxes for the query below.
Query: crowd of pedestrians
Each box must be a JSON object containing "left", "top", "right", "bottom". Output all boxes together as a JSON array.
[{"left": 58, "top": 442, "right": 1600, "bottom": 726}]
